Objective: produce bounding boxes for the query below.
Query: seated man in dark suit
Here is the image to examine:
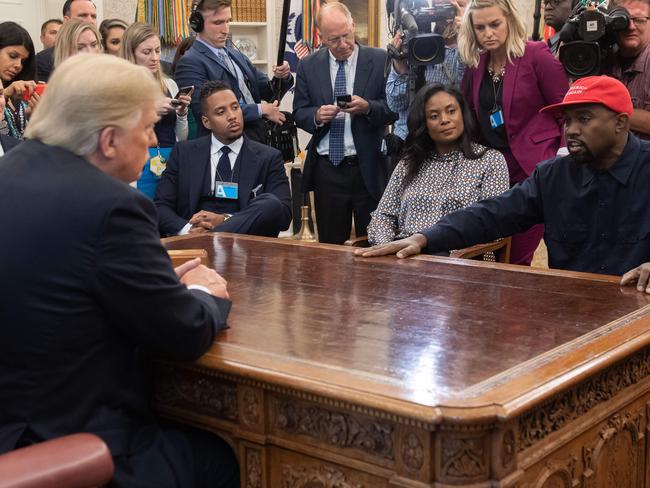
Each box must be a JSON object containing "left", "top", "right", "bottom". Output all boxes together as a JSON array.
[
  {"left": 0, "top": 53, "right": 238, "bottom": 488},
  {"left": 174, "top": 0, "right": 293, "bottom": 142},
  {"left": 155, "top": 80, "right": 292, "bottom": 237}
]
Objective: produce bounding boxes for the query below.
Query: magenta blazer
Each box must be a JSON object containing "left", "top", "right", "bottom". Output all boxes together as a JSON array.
[{"left": 462, "top": 41, "right": 569, "bottom": 179}]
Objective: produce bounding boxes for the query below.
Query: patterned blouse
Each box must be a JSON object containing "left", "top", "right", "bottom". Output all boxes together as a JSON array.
[{"left": 367, "top": 145, "right": 510, "bottom": 245}]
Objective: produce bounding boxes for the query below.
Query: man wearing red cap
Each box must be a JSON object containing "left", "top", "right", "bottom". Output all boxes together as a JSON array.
[{"left": 356, "top": 76, "right": 650, "bottom": 292}]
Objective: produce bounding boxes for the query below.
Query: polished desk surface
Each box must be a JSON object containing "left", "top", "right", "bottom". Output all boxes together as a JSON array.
[{"left": 164, "top": 233, "right": 650, "bottom": 424}]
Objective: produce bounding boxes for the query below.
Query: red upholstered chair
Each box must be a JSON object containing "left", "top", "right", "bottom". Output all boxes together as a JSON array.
[{"left": 0, "top": 433, "right": 114, "bottom": 488}]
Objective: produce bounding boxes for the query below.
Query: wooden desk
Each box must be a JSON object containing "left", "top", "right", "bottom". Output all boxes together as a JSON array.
[{"left": 158, "top": 233, "right": 650, "bottom": 487}]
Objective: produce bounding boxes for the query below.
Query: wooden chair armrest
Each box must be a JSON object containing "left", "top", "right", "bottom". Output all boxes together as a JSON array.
[
  {"left": 167, "top": 249, "right": 209, "bottom": 267},
  {"left": 0, "top": 433, "right": 114, "bottom": 488},
  {"left": 343, "top": 236, "right": 370, "bottom": 247}
]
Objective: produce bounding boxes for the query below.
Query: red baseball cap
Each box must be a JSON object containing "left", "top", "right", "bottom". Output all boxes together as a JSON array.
[{"left": 540, "top": 76, "right": 633, "bottom": 116}]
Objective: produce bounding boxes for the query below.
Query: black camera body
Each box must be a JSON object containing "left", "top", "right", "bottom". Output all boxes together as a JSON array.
[
  {"left": 558, "top": 2, "right": 630, "bottom": 78},
  {"left": 387, "top": 0, "right": 454, "bottom": 67}
]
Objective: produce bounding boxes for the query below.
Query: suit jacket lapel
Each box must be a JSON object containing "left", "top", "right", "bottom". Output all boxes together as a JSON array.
[
  {"left": 473, "top": 53, "right": 488, "bottom": 113},
  {"left": 317, "top": 49, "right": 334, "bottom": 104},
  {"left": 353, "top": 45, "right": 371, "bottom": 96},
  {"left": 502, "top": 56, "right": 521, "bottom": 124},
  {"left": 190, "top": 137, "right": 212, "bottom": 212},
  {"left": 235, "top": 138, "right": 256, "bottom": 208},
  {"left": 195, "top": 40, "right": 233, "bottom": 76}
]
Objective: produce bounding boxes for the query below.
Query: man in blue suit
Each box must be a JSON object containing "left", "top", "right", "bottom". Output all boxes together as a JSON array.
[
  {"left": 155, "top": 81, "right": 292, "bottom": 237},
  {"left": 175, "top": 0, "right": 293, "bottom": 143},
  {"left": 293, "top": 2, "right": 397, "bottom": 244}
]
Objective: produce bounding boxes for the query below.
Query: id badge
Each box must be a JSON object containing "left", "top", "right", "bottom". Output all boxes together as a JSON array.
[
  {"left": 489, "top": 108, "right": 504, "bottom": 129},
  {"left": 149, "top": 154, "right": 166, "bottom": 176},
  {"left": 215, "top": 181, "right": 239, "bottom": 200}
]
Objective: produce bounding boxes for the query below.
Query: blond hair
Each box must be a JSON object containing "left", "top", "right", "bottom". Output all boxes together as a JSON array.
[
  {"left": 25, "top": 53, "right": 162, "bottom": 156},
  {"left": 457, "top": 0, "right": 527, "bottom": 68},
  {"left": 119, "top": 22, "right": 167, "bottom": 94},
  {"left": 53, "top": 18, "right": 102, "bottom": 67}
]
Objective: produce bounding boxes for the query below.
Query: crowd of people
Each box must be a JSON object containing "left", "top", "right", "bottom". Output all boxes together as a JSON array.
[{"left": 2, "top": 0, "right": 650, "bottom": 485}]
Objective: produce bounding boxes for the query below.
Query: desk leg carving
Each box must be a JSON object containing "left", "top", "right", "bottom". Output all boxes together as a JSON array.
[{"left": 243, "top": 444, "right": 265, "bottom": 488}]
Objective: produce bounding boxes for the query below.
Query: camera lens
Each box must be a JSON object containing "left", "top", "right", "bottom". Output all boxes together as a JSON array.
[
  {"left": 409, "top": 34, "right": 445, "bottom": 65},
  {"left": 559, "top": 41, "right": 600, "bottom": 78}
]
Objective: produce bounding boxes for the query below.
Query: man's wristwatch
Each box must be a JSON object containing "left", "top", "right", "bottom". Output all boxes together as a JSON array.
[{"left": 223, "top": 213, "right": 233, "bottom": 221}]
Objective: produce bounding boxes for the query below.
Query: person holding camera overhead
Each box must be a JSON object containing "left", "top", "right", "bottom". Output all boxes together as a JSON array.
[
  {"left": 293, "top": 2, "right": 397, "bottom": 245},
  {"left": 457, "top": 0, "right": 568, "bottom": 265},
  {"left": 120, "top": 22, "right": 192, "bottom": 198},
  {"left": 610, "top": 0, "right": 650, "bottom": 138},
  {"left": 385, "top": 0, "right": 466, "bottom": 162}
]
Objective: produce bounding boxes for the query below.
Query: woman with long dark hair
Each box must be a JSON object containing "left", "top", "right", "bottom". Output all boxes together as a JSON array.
[
  {"left": 0, "top": 21, "right": 37, "bottom": 139},
  {"left": 367, "top": 83, "right": 509, "bottom": 245}
]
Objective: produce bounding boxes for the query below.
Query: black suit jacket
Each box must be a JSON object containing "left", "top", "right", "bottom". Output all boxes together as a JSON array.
[
  {"left": 154, "top": 135, "right": 292, "bottom": 236},
  {"left": 293, "top": 44, "right": 397, "bottom": 201},
  {"left": 0, "top": 140, "right": 230, "bottom": 459},
  {"left": 35, "top": 48, "right": 53, "bottom": 82},
  {"left": 174, "top": 41, "right": 293, "bottom": 139},
  {"left": 0, "top": 134, "right": 20, "bottom": 154}
]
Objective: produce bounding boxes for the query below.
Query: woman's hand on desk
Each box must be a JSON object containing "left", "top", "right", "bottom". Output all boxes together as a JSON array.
[
  {"left": 621, "top": 262, "right": 650, "bottom": 293},
  {"left": 354, "top": 233, "right": 428, "bottom": 259}
]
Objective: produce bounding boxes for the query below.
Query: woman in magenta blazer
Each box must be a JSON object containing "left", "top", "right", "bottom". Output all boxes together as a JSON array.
[{"left": 458, "top": 0, "right": 568, "bottom": 265}]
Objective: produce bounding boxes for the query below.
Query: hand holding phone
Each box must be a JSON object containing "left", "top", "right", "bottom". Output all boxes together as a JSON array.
[
  {"left": 336, "top": 94, "right": 352, "bottom": 108},
  {"left": 23, "top": 83, "right": 47, "bottom": 101},
  {"left": 176, "top": 85, "right": 194, "bottom": 98}
]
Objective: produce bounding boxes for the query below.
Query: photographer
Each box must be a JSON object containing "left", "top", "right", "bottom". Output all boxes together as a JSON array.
[
  {"left": 386, "top": 0, "right": 466, "bottom": 157},
  {"left": 610, "top": 0, "right": 650, "bottom": 137}
]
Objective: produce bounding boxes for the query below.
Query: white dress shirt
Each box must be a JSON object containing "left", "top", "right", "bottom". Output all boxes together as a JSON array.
[
  {"left": 316, "top": 45, "right": 359, "bottom": 158},
  {"left": 178, "top": 135, "right": 244, "bottom": 235}
]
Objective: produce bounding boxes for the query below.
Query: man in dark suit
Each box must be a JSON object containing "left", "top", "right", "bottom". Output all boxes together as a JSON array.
[
  {"left": 0, "top": 54, "right": 238, "bottom": 487},
  {"left": 293, "top": 2, "right": 396, "bottom": 244},
  {"left": 155, "top": 80, "right": 291, "bottom": 237},
  {"left": 174, "top": 0, "right": 293, "bottom": 142},
  {"left": 0, "top": 134, "right": 20, "bottom": 155},
  {"left": 36, "top": 0, "right": 97, "bottom": 81}
]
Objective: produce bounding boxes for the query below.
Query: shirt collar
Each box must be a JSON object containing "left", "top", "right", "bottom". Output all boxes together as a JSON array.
[
  {"left": 579, "top": 134, "right": 640, "bottom": 186},
  {"left": 621, "top": 43, "right": 650, "bottom": 74},
  {"left": 196, "top": 38, "right": 226, "bottom": 59},
  {"left": 328, "top": 43, "right": 359, "bottom": 67},
  {"left": 211, "top": 134, "right": 244, "bottom": 158}
]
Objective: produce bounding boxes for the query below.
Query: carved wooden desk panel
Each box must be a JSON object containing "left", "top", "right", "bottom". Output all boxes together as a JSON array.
[{"left": 158, "top": 233, "right": 650, "bottom": 487}]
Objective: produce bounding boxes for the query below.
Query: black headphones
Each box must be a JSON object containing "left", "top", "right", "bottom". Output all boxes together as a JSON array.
[{"left": 189, "top": 0, "right": 205, "bottom": 33}]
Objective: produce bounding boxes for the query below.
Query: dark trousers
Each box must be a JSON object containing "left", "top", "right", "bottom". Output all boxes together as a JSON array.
[
  {"left": 312, "top": 155, "right": 378, "bottom": 245},
  {"left": 214, "top": 193, "right": 288, "bottom": 237},
  {"left": 109, "top": 424, "right": 239, "bottom": 488}
]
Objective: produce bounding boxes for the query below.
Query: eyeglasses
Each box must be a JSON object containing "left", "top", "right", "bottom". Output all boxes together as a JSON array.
[
  {"left": 630, "top": 16, "right": 650, "bottom": 26},
  {"left": 543, "top": 0, "right": 564, "bottom": 8},
  {"left": 323, "top": 31, "right": 355, "bottom": 46}
]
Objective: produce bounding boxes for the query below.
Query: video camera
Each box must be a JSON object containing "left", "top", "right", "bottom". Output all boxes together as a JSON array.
[
  {"left": 386, "top": 0, "right": 455, "bottom": 67},
  {"left": 558, "top": 0, "right": 630, "bottom": 77}
]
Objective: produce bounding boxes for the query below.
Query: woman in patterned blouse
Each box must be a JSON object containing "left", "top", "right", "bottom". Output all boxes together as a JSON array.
[{"left": 367, "top": 84, "right": 509, "bottom": 245}]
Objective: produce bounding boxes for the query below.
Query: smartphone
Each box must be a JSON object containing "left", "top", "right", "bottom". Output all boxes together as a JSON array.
[
  {"left": 176, "top": 85, "right": 194, "bottom": 98},
  {"left": 336, "top": 94, "right": 352, "bottom": 108},
  {"left": 170, "top": 99, "right": 183, "bottom": 107},
  {"left": 23, "top": 83, "right": 47, "bottom": 101}
]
